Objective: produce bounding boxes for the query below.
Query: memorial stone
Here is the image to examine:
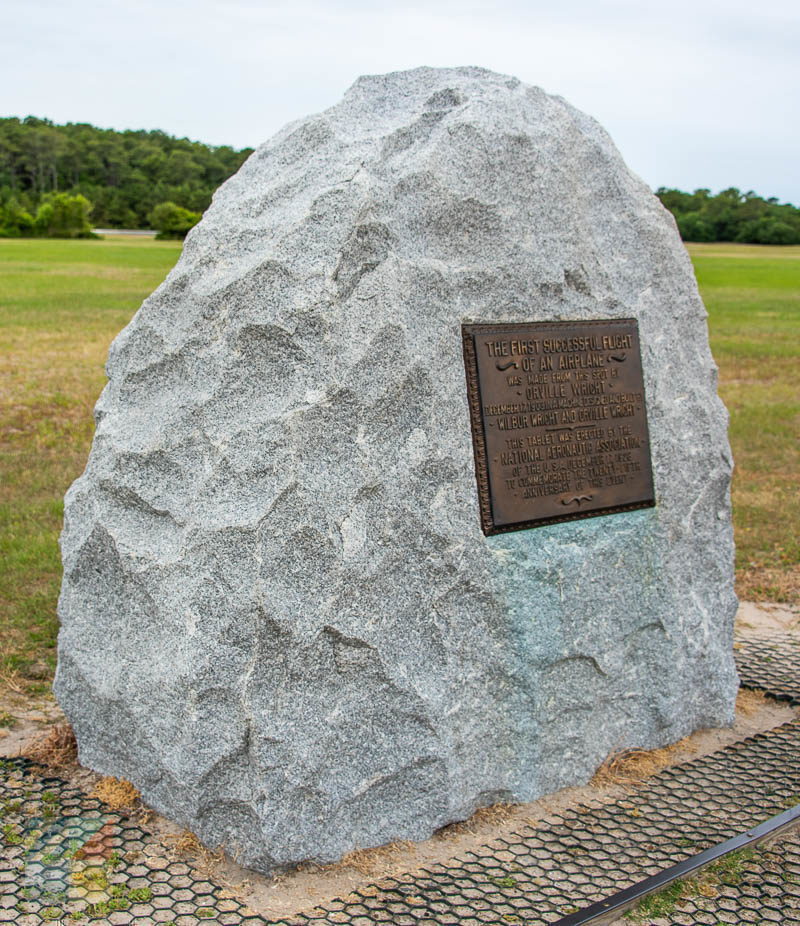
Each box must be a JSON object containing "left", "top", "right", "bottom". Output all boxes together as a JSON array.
[{"left": 56, "top": 66, "right": 738, "bottom": 874}]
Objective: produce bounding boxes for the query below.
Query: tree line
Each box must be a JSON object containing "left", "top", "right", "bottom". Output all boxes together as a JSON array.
[
  {"left": 656, "top": 187, "right": 800, "bottom": 244},
  {"left": 0, "top": 116, "right": 252, "bottom": 237},
  {"left": 1, "top": 116, "right": 798, "bottom": 244}
]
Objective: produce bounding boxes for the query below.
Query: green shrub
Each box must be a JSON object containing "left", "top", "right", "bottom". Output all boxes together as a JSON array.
[
  {"left": 148, "top": 200, "right": 201, "bottom": 239},
  {"left": 677, "top": 211, "right": 715, "bottom": 242},
  {"left": 0, "top": 197, "right": 34, "bottom": 236},
  {"left": 33, "top": 193, "right": 95, "bottom": 238},
  {"left": 756, "top": 220, "right": 799, "bottom": 245}
]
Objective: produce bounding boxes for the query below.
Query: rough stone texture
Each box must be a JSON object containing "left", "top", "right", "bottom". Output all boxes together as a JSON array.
[{"left": 55, "top": 66, "right": 738, "bottom": 874}]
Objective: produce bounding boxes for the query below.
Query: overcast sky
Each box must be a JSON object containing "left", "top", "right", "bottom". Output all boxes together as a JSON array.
[{"left": 3, "top": 0, "right": 798, "bottom": 202}]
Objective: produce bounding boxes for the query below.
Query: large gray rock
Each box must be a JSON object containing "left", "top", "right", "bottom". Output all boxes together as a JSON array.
[{"left": 56, "top": 66, "right": 738, "bottom": 874}]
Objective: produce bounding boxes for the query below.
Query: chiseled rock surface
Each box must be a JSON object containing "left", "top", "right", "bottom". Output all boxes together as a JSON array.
[{"left": 56, "top": 67, "right": 738, "bottom": 874}]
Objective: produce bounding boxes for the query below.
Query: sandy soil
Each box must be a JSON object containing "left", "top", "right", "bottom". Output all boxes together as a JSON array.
[
  {"left": 735, "top": 599, "right": 799, "bottom": 634},
  {"left": 0, "top": 686, "right": 64, "bottom": 759},
  {"left": 1, "top": 601, "right": 797, "bottom": 921}
]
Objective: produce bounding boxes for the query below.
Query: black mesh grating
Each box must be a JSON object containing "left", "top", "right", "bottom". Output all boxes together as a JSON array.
[
  {"left": 2, "top": 630, "right": 798, "bottom": 924},
  {"left": 736, "top": 632, "right": 800, "bottom": 705}
]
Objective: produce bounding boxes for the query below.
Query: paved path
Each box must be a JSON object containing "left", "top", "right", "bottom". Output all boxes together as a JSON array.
[{"left": 93, "top": 228, "right": 157, "bottom": 237}]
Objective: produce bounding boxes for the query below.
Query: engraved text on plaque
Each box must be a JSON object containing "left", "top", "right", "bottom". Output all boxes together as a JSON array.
[{"left": 462, "top": 319, "right": 655, "bottom": 534}]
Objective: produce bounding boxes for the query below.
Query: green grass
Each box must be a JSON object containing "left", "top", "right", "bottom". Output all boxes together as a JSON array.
[
  {"left": 0, "top": 238, "right": 797, "bottom": 694},
  {"left": 0, "top": 237, "right": 181, "bottom": 688},
  {"left": 688, "top": 243, "right": 800, "bottom": 601},
  {"left": 624, "top": 847, "right": 756, "bottom": 922}
]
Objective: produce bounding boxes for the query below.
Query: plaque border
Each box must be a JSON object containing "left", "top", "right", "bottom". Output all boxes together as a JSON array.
[{"left": 462, "top": 319, "right": 656, "bottom": 536}]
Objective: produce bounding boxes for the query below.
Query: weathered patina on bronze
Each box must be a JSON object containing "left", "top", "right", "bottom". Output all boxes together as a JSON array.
[{"left": 462, "top": 319, "right": 655, "bottom": 535}]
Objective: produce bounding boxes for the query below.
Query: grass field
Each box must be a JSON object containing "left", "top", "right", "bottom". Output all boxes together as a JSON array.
[
  {"left": 687, "top": 243, "right": 800, "bottom": 602},
  {"left": 0, "top": 238, "right": 182, "bottom": 692},
  {"left": 0, "top": 238, "right": 798, "bottom": 694}
]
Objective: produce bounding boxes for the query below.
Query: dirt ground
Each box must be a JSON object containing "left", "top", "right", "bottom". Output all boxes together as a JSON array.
[
  {"left": 1, "top": 600, "right": 797, "bottom": 920},
  {"left": 735, "top": 599, "right": 799, "bottom": 634}
]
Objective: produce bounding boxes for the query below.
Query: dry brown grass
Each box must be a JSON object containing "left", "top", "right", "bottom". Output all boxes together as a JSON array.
[
  {"left": 591, "top": 739, "right": 685, "bottom": 788},
  {"left": 163, "top": 829, "right": 209, "bottom": 859},
  {"left": 0, "top": 670, "right": 25, "bottom": 695},
  {"left": 736, "top": 563, "right": 800, "bottom": 604},
  {"left": 329, "top": 840, "right": 417, "bottom": 877},
  {"left": 89, "top": 775, "right": 141, "bottom": 810},
  {"left": 437, "top": 802, "right": 517, "bottom": 839},
  {"left": 24, "top": 722, "right": 77, "bottom": 768},
  {"left": 162, "top": 829, "right": 226, "bottom": 874},
  {"left": 311, "top": 802, "right": 518, "bottom": 879},
  {"left": 687, "top": 243, "right": 800, "bottom": 260}
]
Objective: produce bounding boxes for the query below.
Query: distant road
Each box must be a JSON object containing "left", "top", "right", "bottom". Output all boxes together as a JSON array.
[{"left": 93, "top": 228, "right": 156, "bottom": 237}]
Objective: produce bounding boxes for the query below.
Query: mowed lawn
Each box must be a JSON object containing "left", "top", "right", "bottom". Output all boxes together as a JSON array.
[
  {"left": 687, "top": 243, "right": 800, "bottom": 602},
  {"left": 0, "top": 237, "right": 182, "bottom": 691},
  {"left": 0, "top": 238, "right": 797, "bottom": 693}
]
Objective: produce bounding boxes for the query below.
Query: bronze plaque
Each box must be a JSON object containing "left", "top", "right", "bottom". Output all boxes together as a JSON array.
[{"left": 462, "top": 319, "right": 655, "bottom": 534}]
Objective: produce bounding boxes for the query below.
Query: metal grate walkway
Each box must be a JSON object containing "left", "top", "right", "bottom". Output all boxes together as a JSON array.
[
  {"left": 1, "top": 630, "right": 798, "bottom": 924},
  {"left": 736, "top": 632, "right": 800, "bottom": 706},
  {"left": 271, "top": 721, "right": 800, "bottom": 925},
  {"left": 0, "top": 759, "right": 264, "bottom": 924}
]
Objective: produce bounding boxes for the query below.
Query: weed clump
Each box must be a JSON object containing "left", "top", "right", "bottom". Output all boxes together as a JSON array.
[{"left": 89, "top": 776, "right": 140, "bottom": 811}]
